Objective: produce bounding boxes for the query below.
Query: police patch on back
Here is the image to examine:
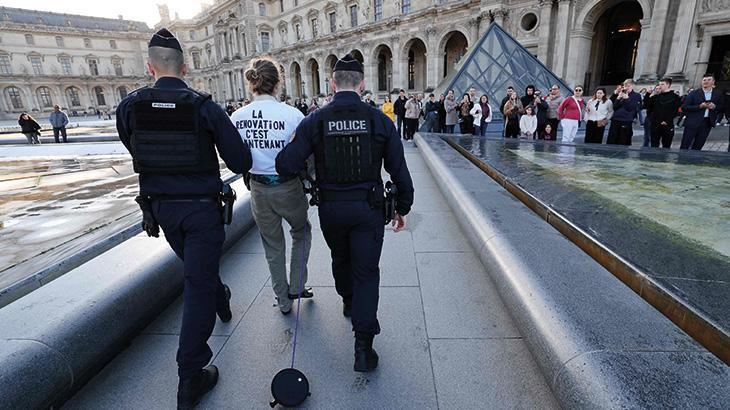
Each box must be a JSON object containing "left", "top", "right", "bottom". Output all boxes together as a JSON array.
[{"left": 324, "top": 119, "right": 371, "bottom": 137}]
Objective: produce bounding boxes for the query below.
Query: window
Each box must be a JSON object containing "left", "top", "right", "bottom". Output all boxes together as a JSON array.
[
  {"left": 0, "top": 54, "right": 11, "bottom": 75},
  {"left": 6, "top": 86, "right": 23, "bottom": 109},
  {"left": 30, "top": 56, "right": 43, "bottom": 75},
  {"left": 189, "top": 30, "right": 196, "bottom": 41},
  {"left": 66, "top": 87, "right": 81, "bottom": 107},
  {"left": 350, "top": 5, "right": 358, "bottom": 28},
  {"left": 118, "top": 86, "right": 128, "bottom": 100},
  {"left": 192, "top": 51, "right": 201, "bottom": 69},
  {"left": 88, "top": 59, "right": 99, "bottom": 76},
  {"left": 374, "top": 0, "right": 382, "bottom": 21},
  {"left": 259, "top": 3, "right": 266, "bottom": 16},
  {"left": 113, "top": 59, "right": 123, "bottom": 76},
  {"left": 295, "top": 0, "right": 299, "bottom": 6},
  {"left": 260, "top": 32, "right": 270, "bottom": 52},
  {"left": 402, "top": 0, "right": 411, "bottom": 14},
  {"left": 329, "top": 12, "right": 337, "bottom": 33},
  {"left": 84, "top": 38, "right": 92, "bottom": 48},
  {"left": 110, "top": 40, "right": 117, "bottom": 49},
  {"left": 60, "top": 56, "right": 72, "bottom": 75},
  {"left": 25, "top": 34, "right": 34, "bottom": 45},
  {"left": 56, "top": 36, "right": 65, "bottom": 47},
  {"left": 205, "top": 26, "right": 209, "bottom": 37},
  {"left": 280, "top": 0, "right": 284, "bottom": 12},
  {"left": 311, "top": 18, "right": 318, "bottom": 38},
  {"left": 94, "top": 86, "right": 106, "bottom": 105},
  {"left": 295, "top": 24, "right": 301, "bottom": 40},
  {"left": 36, "top": 87, "right": 53, "bottom": 108}
]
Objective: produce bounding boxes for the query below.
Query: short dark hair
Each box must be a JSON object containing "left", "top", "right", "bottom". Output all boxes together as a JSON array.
[
  {"left": 703, "top": 73, "right": 715, "bottom": 80},
  {"left": 507, "top": 86, "right": 514, "bottom": 90},
  {"left": 399, "top": 89, "right": 405, "bottom": 93},
  {"left": 429, "top": 93, "right": 435, "bottom": 97},
  {"left": 659, "top": 77, "right": 673, "bottom": 85},
  {"left": 333, "top": 70, "right": 364, "bottom": 89}
]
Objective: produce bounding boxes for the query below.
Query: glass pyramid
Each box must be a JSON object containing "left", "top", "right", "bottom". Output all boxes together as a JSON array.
[{"left": 444, "top": 23, "right": 571, "bottom": 121}]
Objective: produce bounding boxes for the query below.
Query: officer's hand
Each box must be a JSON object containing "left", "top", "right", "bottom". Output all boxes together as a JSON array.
[{"left": 392, "top": 213, "right": 407, "bottom": 233}]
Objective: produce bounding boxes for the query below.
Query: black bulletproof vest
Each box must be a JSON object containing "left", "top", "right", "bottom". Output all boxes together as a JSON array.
[
  {"left": 129, "top": 87, "right": 219, "bottom": 174},
  {"left": 314, "top": 104, "right": 385, "bottom": 185}
]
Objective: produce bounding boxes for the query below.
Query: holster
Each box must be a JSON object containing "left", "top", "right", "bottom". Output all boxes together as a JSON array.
[
  {"left": 383, "top": 181, "right": 398, "bottom": 225},
  {"left": 134, "top": 195, "right": 160, "bottom": 237},
  {"left": 220, "top": 183, "right": 236, "bottom": 225}
]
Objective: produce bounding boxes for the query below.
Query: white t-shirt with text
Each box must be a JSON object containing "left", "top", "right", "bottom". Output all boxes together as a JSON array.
[{"left": 230, "top": 96, "right": 304, "bottom": 175}]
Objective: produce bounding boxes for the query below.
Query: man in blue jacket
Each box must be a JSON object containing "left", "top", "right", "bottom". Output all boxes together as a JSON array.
[
  {"left": 116, "top": 29, "right": 252, "bottom": 408},
  {"left": 276, "top": 54, "right": 414, "bottom": 373},
  {"left": 49, "top": 105, "right": 69, "bottom": 143},
  {"left": 679, "top": 74, "right": 725, "bottom": 150},
  {"left": 607, "top": 79, "right": 642, "bottom": 145}
]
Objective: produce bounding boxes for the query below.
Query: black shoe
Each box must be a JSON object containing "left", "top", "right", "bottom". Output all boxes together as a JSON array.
[
  {"left": 342, "top": 297, "right": 352, "bottom": 317},
  {"left": 288, "top": 287, "right": 313, "bottom": 300},
  {"left": 217, "top": 285, "right": 232, "bottom": 323},
  {"left": 177, "top": 365, "right": 219, "bottom": 409},
  {"left": 354, "top": 333, "right": 378, "bottom": 372}
]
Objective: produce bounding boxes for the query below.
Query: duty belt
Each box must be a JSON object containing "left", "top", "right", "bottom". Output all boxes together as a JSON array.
[
  {"left": 320, "top": 189, "right": 369, "bottom": 202},
  {"left": 250, "top": 173, "right": 297, "bottom": 186},
  {"left": 151, "top": 194, "right": 218, "bottom": 203}
]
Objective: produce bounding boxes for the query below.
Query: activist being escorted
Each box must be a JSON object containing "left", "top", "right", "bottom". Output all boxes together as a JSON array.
[
  {"left": 115, "top": 28, "right": 252, "bottom": 409},
  {"left": 230, "top": 58, "right": 312, "bottom": 315},
  {"left": 275, "top": 54, "right": 414, "bottom": 373}
]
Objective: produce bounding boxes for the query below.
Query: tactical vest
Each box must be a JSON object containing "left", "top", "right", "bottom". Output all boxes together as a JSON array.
[
  {"left": 314, "top": 104, "right": 385, "bottom": 185},
  {"left": 129, "top": 87, "right": 219, "bottom": 174}
]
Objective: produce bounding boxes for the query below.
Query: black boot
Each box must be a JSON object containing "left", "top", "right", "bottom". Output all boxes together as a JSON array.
[
  {"left": 288, "top": 287, "right": 314, "bottom": 300},
  {"left": 217, "top": 285, "right": 232, "bottom": 323},
  {"left": 342, "top": 296, "right": 352, "bottom": 317},
  {"left": 353, "top": 332, "right": 378, "bottom": 372},
  {"left": 177, "top": 365, "right": 219, "bottom": 409}
]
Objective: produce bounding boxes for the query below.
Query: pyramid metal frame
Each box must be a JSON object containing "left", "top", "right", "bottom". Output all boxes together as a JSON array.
[{"left": 444, "top": 23, "right": 572, "bottom": 120}]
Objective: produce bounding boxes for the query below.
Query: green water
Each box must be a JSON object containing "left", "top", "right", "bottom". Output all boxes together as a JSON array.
[{"left": 509, "top": 149, "right": 730, "bottom": 259}]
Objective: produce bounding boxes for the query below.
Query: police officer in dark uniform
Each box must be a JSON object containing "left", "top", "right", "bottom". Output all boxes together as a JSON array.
[
  {"left": 275, "top": 54, "right": 414, "bottom": 372},
  {"left": 116, "top": 29, "right": 252, "bottom": 408}
]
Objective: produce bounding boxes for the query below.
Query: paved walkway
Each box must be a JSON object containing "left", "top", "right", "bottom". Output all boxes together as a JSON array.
[{"left": 66, "top": 143, "right": 558, "bottom": 409}]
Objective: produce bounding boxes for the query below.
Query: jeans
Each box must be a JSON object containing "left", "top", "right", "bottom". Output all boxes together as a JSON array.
[
  {"left": 53, "top": 127, "right": 67, "bottom": 143},
  {"left": 643, "top": 117, "right": 651, "bottom": 147},
  {"left": 444, "top": 124, "right": 455, "bottom": 134}
]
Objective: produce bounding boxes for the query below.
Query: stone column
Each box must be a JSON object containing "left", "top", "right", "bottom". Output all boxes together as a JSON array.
[
  {"left": 493, "top": 8, "right": 507, "bottom": 27},
  {"left": 552, "top": 0, "right": 572, "bottom": 78},
  {"left": 391, "top": 36, "right": 405, "bottom": 91},
  {"left": 633, "top": 18, "right": 652, "bottom": 81},
  {"left": 637, "top": 0, "right": 670, "bottom": 82},
  {"left": 564, "top": 29, "right": 593, "bottom": 88},
  {"left": 425, "top": 29, "right": 439, "bottom": 90},
  {"left": 537, "top": 0, "right": 553, "bottom": 66},
  {"left": 665, "top": 0, "right": 698, "bottom": 80}
]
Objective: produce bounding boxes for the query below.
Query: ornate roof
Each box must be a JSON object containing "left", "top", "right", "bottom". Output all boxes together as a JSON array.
[{"left": 0, "top": 6, "right": 150, "bottom": 32}]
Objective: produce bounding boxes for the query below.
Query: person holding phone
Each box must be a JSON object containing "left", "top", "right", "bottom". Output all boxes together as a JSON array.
[{"left": 679, "top": 73, "right": 725, "bottom": 150}]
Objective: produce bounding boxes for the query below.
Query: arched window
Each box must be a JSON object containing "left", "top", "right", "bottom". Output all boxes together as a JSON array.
[
  {"left": 36, "top": 87, "right": 53, "bottom": 108},
  {"left": 5, "top": 86, "right": 24, "bottom": 109},
  {"left": 66, "top": 87, "right": 81, "bottom": 107},
  {"left": 118, "top": 86, "right": 128, "bottom": 100},
  {"left": 94, "top": 86, "right": 106, "bottom": 106}
]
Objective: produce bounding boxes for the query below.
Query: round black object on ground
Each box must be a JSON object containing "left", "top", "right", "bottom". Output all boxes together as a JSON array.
[{"left": 270, "top": 368, "right": 310, "bottom": 408}]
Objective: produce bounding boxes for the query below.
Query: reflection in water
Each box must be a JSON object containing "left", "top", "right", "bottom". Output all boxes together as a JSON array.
[
  {"left": 510, "top": 149, "right": 730, "bottom": 259},
  {"left": 0, "top": 156, "right": 139, "bottom": 290}
]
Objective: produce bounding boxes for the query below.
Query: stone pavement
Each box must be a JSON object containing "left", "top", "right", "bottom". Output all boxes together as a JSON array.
[{"left": 66, "top": 143, "right": 558, "bottom": 409}]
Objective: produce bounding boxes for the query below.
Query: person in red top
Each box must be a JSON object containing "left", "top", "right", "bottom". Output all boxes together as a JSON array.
[{"left": 557, "top": 86, "right": 586, "bottom": 143}]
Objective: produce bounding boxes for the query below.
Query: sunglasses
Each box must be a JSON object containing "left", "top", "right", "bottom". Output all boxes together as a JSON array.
[{"left": 574, "top": 89, "right": 583, "bottom": 92}]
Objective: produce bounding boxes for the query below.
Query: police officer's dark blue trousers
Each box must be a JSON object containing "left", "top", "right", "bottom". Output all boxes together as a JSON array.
[
  {"left": 319, "top": 200, "right": 384, "bottom": 335},
  {"left": 152, "top": 200, "right": 226, "bottom": 380}
]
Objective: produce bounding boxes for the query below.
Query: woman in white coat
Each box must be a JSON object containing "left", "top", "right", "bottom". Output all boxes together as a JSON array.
[{"left": 470, "top": 95, "right": 493, "bottom": 136}]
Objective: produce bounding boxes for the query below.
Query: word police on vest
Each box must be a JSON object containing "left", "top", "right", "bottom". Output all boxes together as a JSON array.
[
  {"left": 152, "top": 102, "right": 176, "bottom": 109},
  {"left": 327, "top": 119, "right": 368, "bottom": 135}
]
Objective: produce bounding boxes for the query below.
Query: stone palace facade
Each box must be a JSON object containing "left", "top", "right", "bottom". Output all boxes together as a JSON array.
[
  {"left": 0, "top": 7, "right": 151, "bottom": 120},
  {"left": 1, "top": 0, "right": 729, "bottom": 117}
]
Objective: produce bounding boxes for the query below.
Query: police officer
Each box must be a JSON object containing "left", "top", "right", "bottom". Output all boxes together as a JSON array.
[
  {"left": 275, "top": 54, "right": 414, "bottom": 372},
  {"left": 116, "top": 29, "right": 252, "bottom": 408}
]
